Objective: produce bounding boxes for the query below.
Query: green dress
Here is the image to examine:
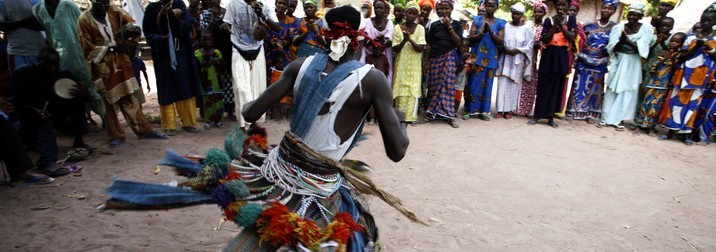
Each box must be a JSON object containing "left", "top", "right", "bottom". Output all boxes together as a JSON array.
[{"left": 194, "top": 48, "right": 225, "bottom": 124}]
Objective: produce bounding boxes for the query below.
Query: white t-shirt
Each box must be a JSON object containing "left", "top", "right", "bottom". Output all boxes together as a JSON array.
[
  {"left": 223, "top": 0, "right": 277, "bottom": 51},
  {"left": 0, "top": 0, "right": 46, "bottom": 56}
]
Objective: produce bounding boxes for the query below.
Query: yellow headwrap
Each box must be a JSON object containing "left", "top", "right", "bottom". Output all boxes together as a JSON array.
[{"left": 660, "top": 0, "right": 678, "bottom": 6}]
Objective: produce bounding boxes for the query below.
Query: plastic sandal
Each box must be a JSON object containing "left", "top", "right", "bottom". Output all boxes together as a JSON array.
[
  {"left": 36, "top": 164, "right": 70, "bottom": 177},
  {"left": 145, "top": 131, "right": 169, "bottom": 139},
  {"left": 182, "top": 126, "right": 199, "bottom": 133},
  {"left": 527, "top": 119, "right": 537, "bottom": 125},
  {"left": 108, "top": 139, "right": 125, "bottom": 148},
  {"left": 23, "top": 175, "right": 54, "bottom": 185},
  {"left": 548, "top": 120, "right": 559, "bottom": 128}
]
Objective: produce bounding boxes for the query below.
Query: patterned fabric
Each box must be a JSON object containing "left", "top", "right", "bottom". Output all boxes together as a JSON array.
[
  {"left": 661, "top": 34, "right": 716, "bottom": 132},
  {"left": 296, "top": 18, "right": 326, "bottom": 58},
  {"left": 195, "top": 49, "right": 225, "bottom": 124},
  {"left": 515, "top": 21, "right": 542, "bottom": 116},
  {"left": 393, "top": 24, "right": 425, "bottom": 122},
  {"left": 635, "top": 88, "right": 669, "bottom": 128},
  {"left": 471, "top": 16, "right": 506, "bottom": 69},
  {"left": 221, "top": 68, "right": 234, "bottom": 105},
  {"left": 567, "top": 70, "right": 605, "bottom": 120},
  {"left": 568, "top": 21, "right": 613, "bottom": 120},
  {"left": 426, "top": 50, "right": 457, "bottom": 119},
  {"left": 465, "top": 66, "right": 495, "bottom": 114},
  {"left": 267, "top": 15, "right": 300, "bottom": 61},
  {"left": 693, "top": 90, "right": 716, "bottom": 142},
  {"left": 661, "top": 88, "right": 703, "bottom": 133}
]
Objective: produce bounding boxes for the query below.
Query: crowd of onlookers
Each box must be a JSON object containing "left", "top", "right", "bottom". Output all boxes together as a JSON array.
[{"left": 0, "top": 0, "right": 714, "bottom": 184}]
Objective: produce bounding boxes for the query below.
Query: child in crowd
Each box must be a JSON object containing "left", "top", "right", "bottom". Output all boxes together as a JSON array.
[
  {"left": 267, "top": 52, "right": 292, "bottom": 120},
  {"left": 454, "top": 39, "right": 470, "bottom": 110},
  {"left": 635, "top": 32, "right": 686, "bottom": 135},
  {"left": 194, "top": 32, "right": 225, "bottom": 129}
]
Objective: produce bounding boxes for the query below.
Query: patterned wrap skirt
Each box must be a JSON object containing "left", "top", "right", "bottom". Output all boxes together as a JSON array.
[{"left": 425, "top": 50, "right": 458, "bottom": 119}]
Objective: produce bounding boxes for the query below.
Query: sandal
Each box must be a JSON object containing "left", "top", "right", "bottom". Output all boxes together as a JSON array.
[
  {"left": 684, "top": 139, "right": 695, "bottom": 146},
  {"left": 462, "top": 114, "right": 471, "bottom": 120},
  {"left": 108, "top": 139, "right": 125, "bottom": 149},
  {"left": 494, "top": 113, "right": 503, "bottom": 119},
  {"left": 478, "top": 114, "right": 491, "bottom": 121},
  {"left": 35, "top": 164, "right": 70, "bottom": 178},
  {"left": 596, "top": 122, "right": 607, "bottom": 128},
  {"left": 504, "top": 113, "right": 512, "bottom": 119},
  {"left": 145, "top": 131, "right": 169, "bottom": 139},
  {"left": 182, "top": 126, "right": 199, "bottom": 133},
  {"left": 615, "top": 125, "right": 626, "bottom": 131},
  {"left": 22, "top": 175, "right": 54, "bottom": 185},
  {"left": 548, "top": 120, "right": 559, "bottom": 128},
  {"left": 527, "top": 119, "right": 537, "bottom": 125},
  {"left": 448, "top": 120, "right": 459, "bottom": 128}
]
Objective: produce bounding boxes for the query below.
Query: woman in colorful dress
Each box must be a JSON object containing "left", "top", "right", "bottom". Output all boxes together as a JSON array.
[
  {"left": 527, "top": 0, "right": 576, "bottom": 128},
  {"left": 393, "top": 2, "right": 425, "bottom": 124},
  {"left": 635, "top": 32, "right": 685, "bottom": 134},
  {"left": 293, "top": 0, "right": 326, "bottom": 57},
  {"left": 424, "top": 0, "right": 462, "bottom": 128},
  {"left": 463, "top": 0, "right": 504, "bottom": 121},
  {"left": 265, "top": 0, "right": 300, "bottom": 119},
  {"left": 361, "top": 0, "right": 394, "bottom": 82},
  {"left": 515, "top": 0, "right": 547, "bottom": 117},
  {"left": 566, "top": 0, "right": 617, "bottom": 123},
  {"left": 597, "top": 3, "right": 653, "bottom": 131},
  {"left": 494, "top": 3, "right": 533, "bottom": 119},
  {"left": 661, "top": 5, "right": 716, "bottom": 144}
]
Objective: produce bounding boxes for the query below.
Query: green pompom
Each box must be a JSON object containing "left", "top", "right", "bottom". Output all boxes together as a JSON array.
[
  {"left": 224, "top": 126, "right": 246, "bottom": 160},
  {"left": 204, "top": 148, "right": 231, "bottom": 172},
  {"left": 235, "top": 203, "right": 263, "bottom": 228},
  {"left": 224, "top": 180, "right": 250, "bottom": 198}
]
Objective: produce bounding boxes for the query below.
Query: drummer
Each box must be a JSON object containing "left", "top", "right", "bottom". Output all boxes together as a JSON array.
[{"left": 5, "top": 47, "right": 91, "bottom": 177}]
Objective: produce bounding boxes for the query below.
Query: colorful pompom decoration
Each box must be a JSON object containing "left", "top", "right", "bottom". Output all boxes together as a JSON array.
[
  {"left": 204, "top": 148, "right": 231, "bottom": 172},
  {"left": 235, "top": 203, "right": 263, "bottom": 228},
  {"left": 223, "top": 180, "right": 250, "bottom": 198},
  {"left": 224, "top": 126, "right": 246, "bottom": 160}
]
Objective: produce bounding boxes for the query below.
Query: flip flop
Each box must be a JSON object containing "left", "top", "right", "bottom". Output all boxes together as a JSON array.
[
  {"left": 23, "top": 175, "right": 54, "bottom": 185},
  {"left": 615, "top": 125, "right": 626, "bottom": 131},
  {"left": 36, "top": 164, "right": 70, "bottom": 177},
  {"left": 67, "top": 165, "right": 83, "bottom": 173},
  {"left": 548, "top": 121, "right": 559, "bottom": 128},
  {"left": 448, "top": 120, "right": 459, "bottom": 128},
  {"left": 596, "top": 122, "right": 607, "bottom": 128},
  {"left": 145, "top": 131, "right": 169, "bottom": 139},
  {"left": 182, "top": 126, "right": 199, "bottom": 133},
  {"left": 527, "top": 119, "right": 537, "bottom": 125},
  {"left": 108, "top": 139, "right": 125, "bottom": 149}
]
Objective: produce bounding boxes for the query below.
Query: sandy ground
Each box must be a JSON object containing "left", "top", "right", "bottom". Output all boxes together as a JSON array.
[{"left": 1, "top": 62, "right": 715, "bottom": 251}]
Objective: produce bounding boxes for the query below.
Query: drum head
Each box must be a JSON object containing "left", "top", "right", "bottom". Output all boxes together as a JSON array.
[{"left": 54, "top": 78, "right": 78, "bottom": 99}]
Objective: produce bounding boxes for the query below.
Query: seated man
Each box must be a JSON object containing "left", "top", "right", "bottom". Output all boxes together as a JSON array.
[
  {"left": 5, "top": 47, "right": 90, "bottom": 177},
  {"left": 0, "top": 106, "right": 54, "bottom": 185}
]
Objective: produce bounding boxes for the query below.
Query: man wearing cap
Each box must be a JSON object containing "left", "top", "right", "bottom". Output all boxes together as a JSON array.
[{"left": 221, "top": 0, "right": 279, "bottom": 130}]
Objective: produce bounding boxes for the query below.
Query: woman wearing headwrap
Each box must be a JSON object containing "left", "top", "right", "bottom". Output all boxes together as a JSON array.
[
  {"left": 361, "top": 0, "right": 394, "bottom": 82},
  {"left": 265, "top": 0, "right": 300, "bottom": 119},
  {"left": 566, "top": 0, "right": 617, "bottom": 123},
  {"left": 393, "top": 2, "right": 425, "bottom": 123},
  {"left": 463, "top": 0, "right": 504, "bottom": 121},
  {"left": 424, "top": 0, "right": 462, "bottom": 128},
  {"left": 361, "top": 0, "right": 373, "bottom": 19},
  {"left": 293, "top": 0, "right": 327, "bottom": 57},
  {"left": 493, "top": 2, "right": 533, "bottom": 119},
  {"left": 393, "top": 1, "right": 406, "bottom": 25},
  {"left": 661, "top": 4, "right": 716, "bottom": 145},
  {"left": 515, "top": 0, "right": 547, "bottom": 117},
  {"left": 595, "top": 3, "right": 653, "bottom": 131},
  {"left": 527, "top": 0, "right": 576, "bottom": 128},
  {"left": 651, "top": 0, "right": 678, "bottom": 28},
  {"left": 556, "top": 0, "right": 587, "bottom": 118},
  {"left": 418, "top": 0, "right": 434, "bottom": 28}
]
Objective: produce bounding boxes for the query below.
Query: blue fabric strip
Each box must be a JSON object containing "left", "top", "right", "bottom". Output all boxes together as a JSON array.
[
  {"left": 291, "top": 54, "right": 363, "bottom": 138},
  {"left": 105, "top": 179, "right": 213, "bottom": 206}
]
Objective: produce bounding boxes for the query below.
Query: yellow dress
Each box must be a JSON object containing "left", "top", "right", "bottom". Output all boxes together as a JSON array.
[{"left": 392, "top": 24, "right": 425, "bottom": 122}]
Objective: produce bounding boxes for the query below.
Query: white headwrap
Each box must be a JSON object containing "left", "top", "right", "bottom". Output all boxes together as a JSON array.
[
  {"left": 327, "top": 15, "right": 366, "bottom": 61},
  {"left": 510, "top": 2, "right": 526, "bottom": 14}
]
